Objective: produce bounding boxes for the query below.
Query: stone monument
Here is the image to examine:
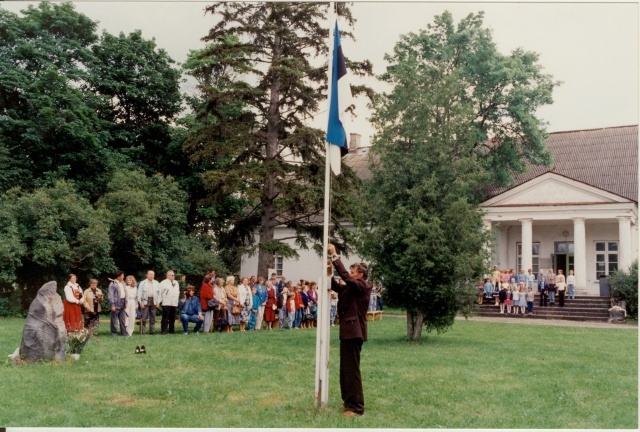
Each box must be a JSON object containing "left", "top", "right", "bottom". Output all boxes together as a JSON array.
[{"left": 19, "top": 281, "right": 67, "bottom": 362}]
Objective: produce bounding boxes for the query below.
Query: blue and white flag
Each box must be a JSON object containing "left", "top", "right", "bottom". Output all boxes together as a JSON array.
[{"left": 326, "top": 21, "right": 352, "bottom": 175}]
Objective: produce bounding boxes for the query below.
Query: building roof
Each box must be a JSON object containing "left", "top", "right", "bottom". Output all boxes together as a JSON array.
[
  {"left": 344, "top": 126, "right": 638, "bottom": 203},
  {"left": 483, "top": 125, "right": 638, "bottom": 203},
  {"left": 344, "top": 146, "right": 374, "bottom": 180}
]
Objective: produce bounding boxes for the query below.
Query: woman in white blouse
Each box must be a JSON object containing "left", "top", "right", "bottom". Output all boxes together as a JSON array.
[{"left": 63, "top": 274, "right": 85, "bottom": 332}]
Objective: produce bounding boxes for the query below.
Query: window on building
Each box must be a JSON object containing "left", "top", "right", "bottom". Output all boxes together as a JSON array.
[
  {"left": 275, "top": 256, "right": 284, "bottom": 277},
  {"left": 595, "top": 241, "right": 618, "bottom": 278},
  {"left": 516, "top": 242, "right": 540, "bottom": 274}
]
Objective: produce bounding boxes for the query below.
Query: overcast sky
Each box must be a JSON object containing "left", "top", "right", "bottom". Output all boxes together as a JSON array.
[{"left": 2, "top": 1, "right": 638, "bottom": 146}]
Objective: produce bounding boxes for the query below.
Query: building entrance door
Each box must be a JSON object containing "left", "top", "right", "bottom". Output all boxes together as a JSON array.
[
  {"left": 553, "top": 241, "right": 575, "bottom": 275},
  {"left": 554, "top": 254, "right": 574, "bottom": 275}
]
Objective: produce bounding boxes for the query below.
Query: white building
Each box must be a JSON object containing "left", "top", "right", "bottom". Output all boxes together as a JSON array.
[
  {"left": 241, "top": 126, "right": 638, "bottom": 295},
  {"left": 482, "top": 125, "right": 638, "bottom": 296}
]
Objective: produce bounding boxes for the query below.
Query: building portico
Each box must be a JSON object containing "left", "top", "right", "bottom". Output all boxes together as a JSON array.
[{"left": 482, "top": 172, "right": 638, "bottom": 296}]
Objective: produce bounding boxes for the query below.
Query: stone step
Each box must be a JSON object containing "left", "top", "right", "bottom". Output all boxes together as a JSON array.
[
  {"left": 481, "top": 301, "right": 610, "bottom": 309},
  {"left": 475, "top": 311, "right": 610, "bottom": 323},
  {"left": 478, "top": 309, "right": 610, "bottom": 318},
  {"left": 476, "top": 295, "right": 613, "bottom": 323}
]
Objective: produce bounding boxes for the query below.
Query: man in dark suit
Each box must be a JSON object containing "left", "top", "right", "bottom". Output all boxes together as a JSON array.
[{"left": 328, "top": 243, "right": 372, "bottom": 417}]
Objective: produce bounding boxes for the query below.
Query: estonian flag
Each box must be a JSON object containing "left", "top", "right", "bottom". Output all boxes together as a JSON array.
[{"left": 326, "top": 21, "right": 352, "bottom": 175}]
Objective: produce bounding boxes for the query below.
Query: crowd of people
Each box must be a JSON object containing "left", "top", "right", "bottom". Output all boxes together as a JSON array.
[
  {"left": 62, "top": 270, "right": 346, "bottom": 336},
  {"left": 63, "top": 244, "right": 379, "bottom": 417},
  {"left": 477, "top": 266, "right": 576, "bottom": 315}
]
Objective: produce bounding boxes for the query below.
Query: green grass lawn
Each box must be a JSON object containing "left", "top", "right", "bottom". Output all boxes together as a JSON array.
[{"left": 0, "top": 316, "right": 637, "bottom": 428}]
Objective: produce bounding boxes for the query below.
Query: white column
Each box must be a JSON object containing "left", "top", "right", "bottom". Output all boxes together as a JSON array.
[
  {"left": 572, "top": 218, "right": 587, "bottom": 293},
  {"left": 617, "top": 216, "right": 632, "bottom": 271},
  {"left": 497, "top": 224, "right": 508, "bottom": 269},
  {"left": 483, "top": 219, "right": 493, "bottom": 268},
  {"left": 519, "top": 218, "right": 533, "bottom": 272}
]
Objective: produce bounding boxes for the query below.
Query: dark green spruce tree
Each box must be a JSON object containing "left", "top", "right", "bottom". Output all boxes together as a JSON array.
[{"left": 183, "top": 2, "right": 373, "bottom": 275}]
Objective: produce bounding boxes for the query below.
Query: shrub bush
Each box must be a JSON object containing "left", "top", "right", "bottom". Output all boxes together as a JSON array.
[{"left": 609, "top": 260, "right": 638, "bottom": 320}]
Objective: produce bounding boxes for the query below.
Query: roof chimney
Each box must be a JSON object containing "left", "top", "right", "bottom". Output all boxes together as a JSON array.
[{"left": 349, "top": 133, "right": 361, "bottom": 153}]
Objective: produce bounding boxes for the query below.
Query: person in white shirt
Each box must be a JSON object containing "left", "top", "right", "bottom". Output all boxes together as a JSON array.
[
  {"left": 566, "top": 269, "right": 576, "bottom": 300},
  {"left": 63, "top": 274, "right": 85, "bottom": 332},
  {"left": 137, "top": 270, "right": 161, "bottom": 335},
  {"left": 160, "top": 270, "right": 180, "bottom": 334}
]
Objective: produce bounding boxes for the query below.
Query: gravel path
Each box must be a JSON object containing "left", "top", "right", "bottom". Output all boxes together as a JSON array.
[
  {"left": 383, "top": 312, "right": 637, "bottom": 329},
  {"left": 458, "top": 315, "right": 638, "bottom": 329}
]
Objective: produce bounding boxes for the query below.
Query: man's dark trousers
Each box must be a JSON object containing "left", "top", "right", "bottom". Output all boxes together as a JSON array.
[
  {"left": 161, "top": 306, "right": 177, "bottom": 334},
  {"left": 340, "top": 337, "right": 365, "bottom": 415}
]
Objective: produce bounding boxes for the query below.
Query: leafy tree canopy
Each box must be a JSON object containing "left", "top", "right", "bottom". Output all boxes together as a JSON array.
[
  {"left": 0, "top": 2, "right": 184, "bottom": 201},
  {"left": 0, "top": 181, "right": 115, "bottom": 307},
  {"left": 358, "top": 11, "right": 558, "bottom": 339}
]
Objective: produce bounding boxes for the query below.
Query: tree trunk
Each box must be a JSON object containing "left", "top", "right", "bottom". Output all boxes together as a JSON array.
[
  {"left": 256, "top": 31, "right": 282, "bottom": 279},
  {"left": 406, "top": 310, "right": 424, "bottom": 340}
]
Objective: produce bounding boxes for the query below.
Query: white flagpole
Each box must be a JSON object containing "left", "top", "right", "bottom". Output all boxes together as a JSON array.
[{"left": 315, "top": 1, "right": 335, "bottom": 409}]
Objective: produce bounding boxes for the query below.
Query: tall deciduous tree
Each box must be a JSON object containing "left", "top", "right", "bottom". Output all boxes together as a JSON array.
[
  {"left": 0, "top": 3, "right": 185, "bottom": 201},
  {"left": 0, "top": 3, "right": 113, "bottom": 200},
  {"left": 96, "top": 169, "right": 226, "bottom": 277},
  {"left": 0, "top": 181, "right": 115, "bottom": 308},
  {"left": 358, "top": 11, "right": 559, "bottom": 339},
  {"left": 184, "top": 2, "right": 372, "bottom": 276},
  {"left": 87, "top": 29, "right": 183, "bottom": 176}
]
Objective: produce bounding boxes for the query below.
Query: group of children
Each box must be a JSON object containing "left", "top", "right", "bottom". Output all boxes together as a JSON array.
[{"left": 479, "top": 266, "right": 575, "bottom": 315}]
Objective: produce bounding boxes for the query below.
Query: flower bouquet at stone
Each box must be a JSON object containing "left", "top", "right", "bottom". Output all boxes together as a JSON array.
[
  {"left": 67, "top": 329, "right": 89, "bottom": 355},
  {"left": 67, "top": 319, "right": 99, "bottom": 358}
]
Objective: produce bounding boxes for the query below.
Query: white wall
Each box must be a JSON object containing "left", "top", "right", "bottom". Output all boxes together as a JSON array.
[
  {"left": 240, "top": 226, "right": 366, "bottom": 283},
  {"left": 495, "top": 220, "right": 629, "bottom": 295}
]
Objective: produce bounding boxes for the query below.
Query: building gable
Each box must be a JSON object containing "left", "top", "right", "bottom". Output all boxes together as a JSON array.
[{"left": 482, "top": 172, "right": 631, "bottom": 207}]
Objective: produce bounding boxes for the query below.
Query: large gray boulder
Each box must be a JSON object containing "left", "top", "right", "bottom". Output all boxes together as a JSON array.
[{"left": 20, "top": 281, "right": 67, "bottom": 362}]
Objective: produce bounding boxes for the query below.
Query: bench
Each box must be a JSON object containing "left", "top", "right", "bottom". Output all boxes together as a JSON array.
[{"left": 366, "top": 311, "right": 382, "bottom": 321}]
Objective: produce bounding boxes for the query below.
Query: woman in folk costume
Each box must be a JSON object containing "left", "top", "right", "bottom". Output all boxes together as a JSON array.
[
  {"left": 124, "top": 275, "right": 138, "bottom": 336},
  {"left": 63, "top": 274, "right": 85, "bottom": 332},
  {"left": 263, "top": 281, "right": 277, "bottom": 330}
]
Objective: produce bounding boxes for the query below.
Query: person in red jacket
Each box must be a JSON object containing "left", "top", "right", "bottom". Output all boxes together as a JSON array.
[
  {"left": 328, "top": 243, "right": 372, "bottom": 417},
  {"left": 294, "top": 285, "right": 304, "bottom": 329},
  {"left": 199, "top": 273, "right": 215, "bottom": 332}
]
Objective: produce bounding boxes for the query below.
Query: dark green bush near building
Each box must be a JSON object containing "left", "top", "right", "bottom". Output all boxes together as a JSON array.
[{"left": 609, "top": 260, "right": 638, "bottom": 320}]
